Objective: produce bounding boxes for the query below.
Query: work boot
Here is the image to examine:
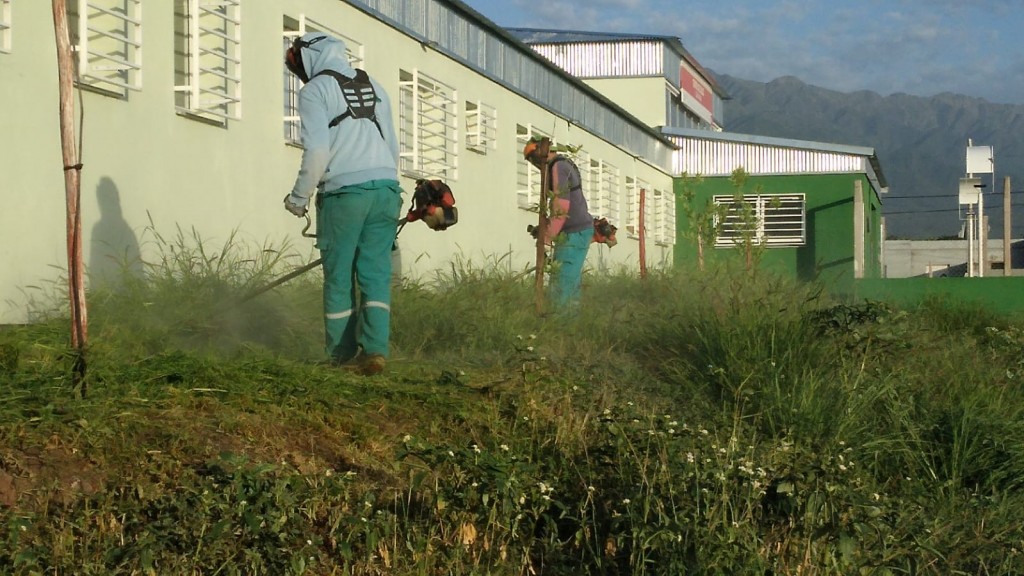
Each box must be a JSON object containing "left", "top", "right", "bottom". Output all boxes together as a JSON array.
[
  {"left": 341, "top": 352, "right": 386, "bottom": 376},
  {"left": 357, "top": 353, "right": 386, "bottom": 376}
]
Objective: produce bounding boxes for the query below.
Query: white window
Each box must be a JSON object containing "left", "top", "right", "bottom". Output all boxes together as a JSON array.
[
  {"left": 625, "top": 177, "right": 648, "bottom": 239},
  {"left": 585, "top": 157, "right": 600, "bottom": 210},
  {"left": 174, "top": 0, "right": 241, "bottom": 122},
  {"left": 67, "top": 0, "right": 143, "bottom": 94},
  {"left": 0, "top": 0, "right": 11, "bottom": 54},
  {"left": 515, "top": 124, "right": 550, "bottom": 210},
  {"left": 465, "top": 100, "right": 496, "bottom": 153},
  {"left": 590, "top": 160, "right": 620, "bottom": 223},
  {"left": 399, "top": 69, "right": 458, "bottom": 181},
  {"left": 713, "top": 194, "right": 806, "bottom": 247},
  {"left": 653, "top": 188, "right": 675, "bottom": 246},
  {"left": 282, "top": 15, "right": 363, "bottom": 145}
]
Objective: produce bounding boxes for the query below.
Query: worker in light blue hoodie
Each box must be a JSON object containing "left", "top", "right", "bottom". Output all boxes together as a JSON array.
[{"left": 283, "top": 32, "right": 403, "bottom": 376}]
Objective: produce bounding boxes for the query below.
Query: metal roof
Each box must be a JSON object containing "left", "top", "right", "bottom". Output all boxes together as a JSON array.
[
  {"left": 662, "top": 126, "right": 889, "bottom": 193},
  {"left": 343, "top": 0, "right": 678, "bottom": 170},
  {"left": 506, "top": 27, "right": 729, "bottom": 100}
]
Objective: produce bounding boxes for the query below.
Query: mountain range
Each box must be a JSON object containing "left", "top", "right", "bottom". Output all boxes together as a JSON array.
[{"left": 711, "top": 73, "right": 1024, "bottom": 240}]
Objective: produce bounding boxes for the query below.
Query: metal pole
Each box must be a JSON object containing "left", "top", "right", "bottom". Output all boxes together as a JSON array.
[
  {"left": 978, "top": 184, "right": 985, "bottom": 277},
  {"left": 967, "top": 205, "right": 975, "bottom": 277}
]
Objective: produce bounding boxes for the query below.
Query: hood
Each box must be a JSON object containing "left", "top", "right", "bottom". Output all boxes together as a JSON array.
[{"left": 300, "top": 32, "right": 356, "bottom": 80}]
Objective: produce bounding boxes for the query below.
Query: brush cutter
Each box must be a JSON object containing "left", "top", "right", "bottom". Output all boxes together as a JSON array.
[
  {"left": 237, "top": 214, "right": 407, "bottom": 304},
  {"left": 239, "top": 179, "right": 459, "bottom": 304},
  {"left": 237, "top": 214, "right": 324, "bottom": 303}
]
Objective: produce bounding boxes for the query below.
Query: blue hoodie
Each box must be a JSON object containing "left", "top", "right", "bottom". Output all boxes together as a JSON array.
[{"left": 289, "top": 33, "right": 400, "bottom": 201}]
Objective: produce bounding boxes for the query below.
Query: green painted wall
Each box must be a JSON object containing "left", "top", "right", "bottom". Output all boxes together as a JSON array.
[
  {"left": 674, "top": 173, "right": 883, "bottom": 286},
  {"left": 850, "top": 277, "right": 1024, "bottom": 316}
]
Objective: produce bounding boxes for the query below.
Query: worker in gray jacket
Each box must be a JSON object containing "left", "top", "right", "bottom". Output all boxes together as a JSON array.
[{"left": 283, "top": 32, "right": 402, "bottom": 375}]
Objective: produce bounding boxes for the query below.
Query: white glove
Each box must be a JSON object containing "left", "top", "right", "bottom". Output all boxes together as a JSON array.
[{"left": 283, "top": 194, "right": 308, "bottom": 217}]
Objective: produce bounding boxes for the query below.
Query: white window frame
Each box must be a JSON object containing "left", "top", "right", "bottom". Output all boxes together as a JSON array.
[
  {"left": 399, "top": 69, "right": 458, "bottom": 181},
  {"left": 465, "top": 100, "right": 497, "bottom": 154},
  {"left": 282, "top": 16, "right": 363, "bottom": 145},
  {"left": 590, "top": 159, "right": 620, "bottom": 223},
  {"left": 625, "top": 177, "right": 648, "bottom": 239},
  {"left": 713, "top": 193, "right": 806, "bottom": 247},
  {"left": 515, "top": 124, "right": 551, "bottom": 210},
  {"left": 584, "top": 156, "right": 600, "bottom": 212},
  {"left": 652, "top": 188, "right": 675, "bottom": 246},
  {"left": 174, "top": 0, "right": 241, "bottom": 122},
  {"left": 0, "top": 0, "right": 11, "bottom": 54},
  {"left": 69, "top": 0, "right": 143, "bottom": 94}
]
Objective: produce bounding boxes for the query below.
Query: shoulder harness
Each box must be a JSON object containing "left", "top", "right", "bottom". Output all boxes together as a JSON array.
[
  {"left": 313, "top": 69, "right": 384, "bottom": 139},
  {"left": 547, "top": 156, "right": 584, "bottom": 194}
]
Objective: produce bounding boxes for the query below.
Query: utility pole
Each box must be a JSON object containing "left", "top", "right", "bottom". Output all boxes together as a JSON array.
[
  {"left": 966, "top": 142, "right": 995, "bottom": 278},
  {"left": 52, "top": 0, "right": 88, "bottom": 392},
  {"left": 967, "top": 204, "right": 975, "bottom": 277}
]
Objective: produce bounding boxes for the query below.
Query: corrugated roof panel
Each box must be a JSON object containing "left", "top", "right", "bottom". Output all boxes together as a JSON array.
[
  {"left": 529, "top": 41, "right": 663, "bottom": 78},
  {"left": 671, "top": 136, "right": 867, "bottom": 177}
]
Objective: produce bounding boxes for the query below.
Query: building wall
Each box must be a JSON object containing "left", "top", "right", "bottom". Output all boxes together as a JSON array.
[
  {"left": 0, "top": 0, "right": 674, "bottom": 323},
  {"left": 675, "top": 173, "right": 883, "bottom": 286},
  {"left": 852, "top": 277, "right": 1024, "bottom": 315},
  {"left": 884, "top": 239, "right": 1024, "bottom": 277},
  {"left": 582, "top": 77, "right": 667, "bottom": 128}
]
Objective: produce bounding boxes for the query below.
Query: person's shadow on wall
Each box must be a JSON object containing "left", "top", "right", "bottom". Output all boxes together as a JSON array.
[{"left": 89, "top": 176, "right": 143, "bottom": 289}]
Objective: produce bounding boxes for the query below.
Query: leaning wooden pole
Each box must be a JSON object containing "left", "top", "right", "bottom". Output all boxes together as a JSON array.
[
  {"left": 533, "top": 140, "right": 551, "bottom": 315},
  {"left": 52, "top": 0, "right": 88, "bottom": 390}
]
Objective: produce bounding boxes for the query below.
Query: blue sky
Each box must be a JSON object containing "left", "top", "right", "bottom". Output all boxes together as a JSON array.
[{"left": 462, "top": 0, "right": 1024, "bottom": 105}]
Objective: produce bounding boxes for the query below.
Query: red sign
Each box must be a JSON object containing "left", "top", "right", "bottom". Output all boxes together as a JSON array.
[{"left": 679, "top": 65, "right": 713, "bottom": 115}]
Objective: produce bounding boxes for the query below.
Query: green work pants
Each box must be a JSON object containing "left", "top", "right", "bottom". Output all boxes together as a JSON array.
[
  {"left": 551, "top": 226, "right": 592, "bottom": 310},
  {"left": 316, "top": 180, "right": 403, "bottom": 361}
]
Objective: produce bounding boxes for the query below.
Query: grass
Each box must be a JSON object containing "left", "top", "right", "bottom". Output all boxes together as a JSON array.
[{"left": 2, "top": 231, "right": 1024, "bottom": 574}]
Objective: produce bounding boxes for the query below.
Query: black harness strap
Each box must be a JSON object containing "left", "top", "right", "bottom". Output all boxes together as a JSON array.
[
  {"left": 314, "top": 69, "right": 385, "bottom": 139},
  {"left": 547, "top": 156, "right": 584, "bottom": 194}
]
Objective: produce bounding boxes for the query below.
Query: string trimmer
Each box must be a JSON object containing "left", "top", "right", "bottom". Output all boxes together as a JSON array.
[{"left": 238, "top": 179, "right": 458, "bottom": 304}]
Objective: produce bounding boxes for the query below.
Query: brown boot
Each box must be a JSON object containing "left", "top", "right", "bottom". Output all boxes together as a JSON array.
[
  {"left": 358, "top": 353, "right": 386, "bottom": 376},
  {"left": 341, "top": 352, "right": 386, "bottom": 376}
]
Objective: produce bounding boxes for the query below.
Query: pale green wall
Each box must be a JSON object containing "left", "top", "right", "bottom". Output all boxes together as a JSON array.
[
  {"left": 584, "top": 77, "right": 668, "bottom": 128},
  {"left": 0, "top": 0, "right": 673, "bottom": 323}
]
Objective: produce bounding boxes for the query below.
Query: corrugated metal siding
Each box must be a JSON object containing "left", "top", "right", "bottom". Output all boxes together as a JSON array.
[
  {"left": 528, "top": 41, "right": 664, "bottom": 78},
  {"left": 671, "top": 136, "right": 867, "bottom": 177},
  {"left": 347, "top": 0, "right": 675, "bottom": 171}
]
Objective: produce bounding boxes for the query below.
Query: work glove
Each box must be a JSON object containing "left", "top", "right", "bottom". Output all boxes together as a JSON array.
[{"left": 283, "top": 193, "right": 308, "bottom": 217}]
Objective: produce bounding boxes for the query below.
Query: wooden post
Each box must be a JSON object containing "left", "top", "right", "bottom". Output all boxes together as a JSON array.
[
  {"left": 1004, "top": 176, "right": 1012, "bottom": 276},
  {"left": 52, "top": 0, "right": 88, "bottom": 391},
  {"left": 533, "top": 139, "right": 551, "bottom": 315},
  {"left": 639, "top": 188, "right": 647, "bottom": 280}
]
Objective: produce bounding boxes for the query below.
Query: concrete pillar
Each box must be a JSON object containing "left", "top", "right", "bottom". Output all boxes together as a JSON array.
[
  {"left": 1005, "top": 176, "right": 1012, "bottom": 276},
  {"left": 854, "top": 180, "right": 864, "bottom": 279}
]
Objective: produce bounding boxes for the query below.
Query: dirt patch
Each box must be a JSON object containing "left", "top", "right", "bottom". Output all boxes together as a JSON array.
[
  {"left": 0, "top": 468, "right": 15, "bottom": 507},
  {"left": 1, "top": 436, "right": 106, "bottom": 510}
]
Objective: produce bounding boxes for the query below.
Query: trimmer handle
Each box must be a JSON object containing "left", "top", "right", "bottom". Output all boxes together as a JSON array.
[{"left": 302, "top": 214, "right": 316, "bottom": 238}]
